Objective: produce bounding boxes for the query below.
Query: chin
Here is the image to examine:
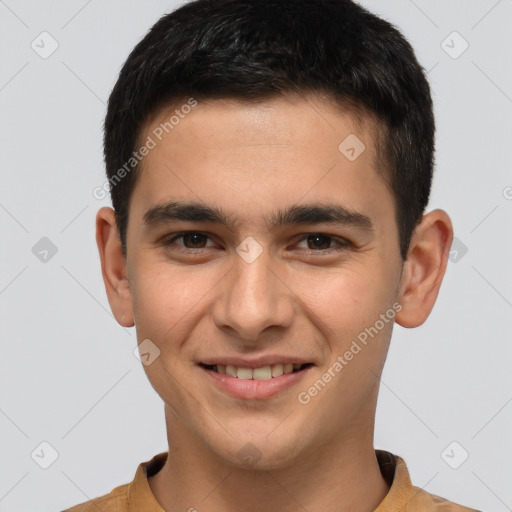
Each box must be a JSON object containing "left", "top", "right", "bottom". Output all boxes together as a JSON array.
[{"left": 212, "top": 428, "right": 306, "bottom": 471}]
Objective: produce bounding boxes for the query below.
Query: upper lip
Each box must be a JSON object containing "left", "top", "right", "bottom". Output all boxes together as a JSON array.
[{"left": 198, "top": 356, "right": 314, "bottom": 369}]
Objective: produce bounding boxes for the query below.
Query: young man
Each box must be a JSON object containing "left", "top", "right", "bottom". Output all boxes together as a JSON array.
[{"left": 65, "top": 0, "right": 480, "bottom": 510}]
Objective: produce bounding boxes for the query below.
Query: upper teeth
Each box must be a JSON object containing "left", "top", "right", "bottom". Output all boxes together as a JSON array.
[{"left": 214, "top": 363, "right": 303, "bottom": 380}]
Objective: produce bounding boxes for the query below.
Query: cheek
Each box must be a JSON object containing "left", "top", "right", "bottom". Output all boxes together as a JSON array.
[
  {"left": 290, "top": 264, "right": 393, "bottom": 339},
  {"left": 130, "top": 261, "right": 214, "bottom": 342},
  {"left": 129, "top": 263, "right": 210, "bottom": 405}
]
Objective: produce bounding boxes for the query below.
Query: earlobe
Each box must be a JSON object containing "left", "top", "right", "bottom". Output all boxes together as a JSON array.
[
  {"left": 395, "top": 209, "right": 453, "bottom": 328},
  {"left": 96, "top": 207, "right": 135, "bottom": 327}
]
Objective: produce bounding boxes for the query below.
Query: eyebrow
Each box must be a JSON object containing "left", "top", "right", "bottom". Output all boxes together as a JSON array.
[{"left": 143, "top": 200, "right": 374, "bottom": 232}]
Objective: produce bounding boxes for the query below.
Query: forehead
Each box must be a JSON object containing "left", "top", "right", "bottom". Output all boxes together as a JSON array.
[
  {"left": 131, "top": 93, "right": 393, "bottom": 231},
  {"left": 142, "top": 93, "right": 377, "bottom": 154}
]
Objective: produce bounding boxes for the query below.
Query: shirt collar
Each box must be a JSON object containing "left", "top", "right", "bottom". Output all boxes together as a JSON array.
[
  {"left": 128, "top": 452, "right": 168, "bottom": 512},
  {"left": 128, "top": 449, "right": 413, "bottom": 512},
  {"left": 374, "top": 449, "right": 414, "bottom": 511}
]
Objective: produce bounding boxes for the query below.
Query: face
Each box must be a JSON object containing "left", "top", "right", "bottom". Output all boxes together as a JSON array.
[{"left": 118, "top": 94, "right": 406, "bottom": 468}]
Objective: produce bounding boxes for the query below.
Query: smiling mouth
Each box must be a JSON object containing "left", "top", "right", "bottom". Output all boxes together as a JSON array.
[{"left": 199, "top": 363, "right": 313, "bottom": 380}]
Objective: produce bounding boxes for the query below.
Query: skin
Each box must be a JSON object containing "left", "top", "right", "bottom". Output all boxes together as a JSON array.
[{"left": 96, "top": 93, "right": 453, "bottom": 512}]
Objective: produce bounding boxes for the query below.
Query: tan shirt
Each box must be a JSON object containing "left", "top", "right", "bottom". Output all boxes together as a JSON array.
[{"left": 63, "top": 450, "right": 481, "bottom": 511}]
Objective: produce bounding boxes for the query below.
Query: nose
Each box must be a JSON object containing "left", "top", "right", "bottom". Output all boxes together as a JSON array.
[{"left": 211, "top": 248, "right": 295, "bottom": 343}]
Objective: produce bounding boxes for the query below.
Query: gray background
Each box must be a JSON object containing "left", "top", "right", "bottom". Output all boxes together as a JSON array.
[{"left": 1, "top": 1, "right": 511, "bottom": 511}]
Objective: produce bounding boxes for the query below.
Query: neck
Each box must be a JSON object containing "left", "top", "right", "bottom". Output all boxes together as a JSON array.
[{"left": 148, "top": 407, "right": 390, "bottom": 512}]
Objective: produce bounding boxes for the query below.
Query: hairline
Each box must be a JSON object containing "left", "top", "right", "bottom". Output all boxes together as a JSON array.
[{"left": 121, "top": 90, "right": 395, "bottom": 239}]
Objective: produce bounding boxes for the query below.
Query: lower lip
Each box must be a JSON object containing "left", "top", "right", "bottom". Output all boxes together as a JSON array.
[{"left": 200, "top": 365, "right": 312, "bottom": 400}]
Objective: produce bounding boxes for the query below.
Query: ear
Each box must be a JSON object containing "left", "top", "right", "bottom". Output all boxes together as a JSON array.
[
  {"left": 96, "top": 207, "right": 134, "bottom": 327},
  {"left": 395, "top": 209, "right": 453, "bottom": 328}
]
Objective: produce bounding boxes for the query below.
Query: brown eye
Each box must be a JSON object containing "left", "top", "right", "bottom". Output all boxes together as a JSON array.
[
  {"left": 163, "top": 232, "right": 214, "bottom": 251},
  {"left": 306, "top": 234, "right": 333, "bottom": 250},
  {"left": 295, "top": 233, "right": 351, "bottom": 253},
  {"left": 180, "top": 233, "right": 208, "bottom": 248}
]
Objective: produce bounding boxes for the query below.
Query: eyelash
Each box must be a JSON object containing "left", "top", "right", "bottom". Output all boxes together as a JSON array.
[{"left": 161, "top": 231, "right": 351, "bottom": 254}]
